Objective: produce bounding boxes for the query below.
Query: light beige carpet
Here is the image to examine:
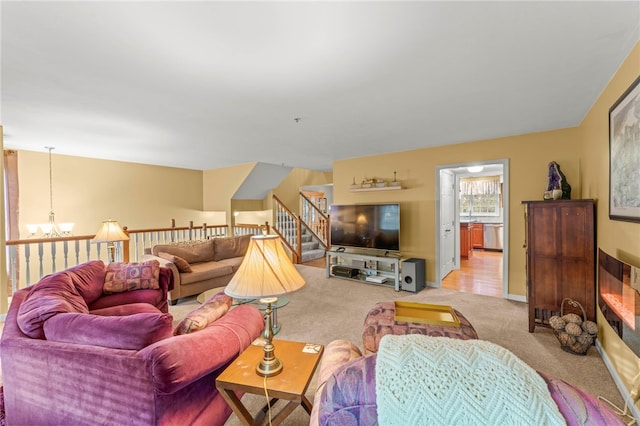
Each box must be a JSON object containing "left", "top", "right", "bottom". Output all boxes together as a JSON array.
[{"left": 170, "top": 264, "right": 627, "bottom": 426}]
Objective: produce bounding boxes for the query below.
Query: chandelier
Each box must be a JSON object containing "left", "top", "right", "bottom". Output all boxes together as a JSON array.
[{"left": 26, "top": 147, "right": 74, "bottom": 238}]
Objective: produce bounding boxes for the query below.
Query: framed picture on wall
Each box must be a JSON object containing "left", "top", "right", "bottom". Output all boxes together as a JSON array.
[{"left": 609, "top": 75, "right": 640, "bottom": 223}]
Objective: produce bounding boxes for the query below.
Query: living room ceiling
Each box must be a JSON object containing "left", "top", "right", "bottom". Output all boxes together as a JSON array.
[{"left": 2, "top": 1, "right": 639, "bottom": 172}]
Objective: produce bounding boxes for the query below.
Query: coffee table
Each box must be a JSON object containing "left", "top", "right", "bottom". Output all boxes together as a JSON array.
[{"left": 216, "top": 339, "right": 324, "bottom": 426}]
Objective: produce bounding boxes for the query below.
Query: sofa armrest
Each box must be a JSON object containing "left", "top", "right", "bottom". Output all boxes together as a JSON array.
[
  {"left": 143, "top": 254, "right": 180, "bottom": 290},
  {"left": 310, "top": 340, "right": 363, "bottom": 426},
  {"left": 138, "top": 304, "right": 264, "bottom": 394}
]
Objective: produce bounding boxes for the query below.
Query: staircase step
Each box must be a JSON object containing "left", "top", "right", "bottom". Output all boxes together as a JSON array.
[
  {"left": 301, "top": 234, "right": 313, "bottom": 243},
  {"left": 301, "top": 241, "right": 319, "bottom": 251},
  {"left": 301, "top": 248, "right": 325, "bottom": 263}
]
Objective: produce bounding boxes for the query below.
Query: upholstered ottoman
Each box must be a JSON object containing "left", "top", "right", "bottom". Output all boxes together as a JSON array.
[{"left": 362, "top": 301, "right": 478, "bottom": 354}]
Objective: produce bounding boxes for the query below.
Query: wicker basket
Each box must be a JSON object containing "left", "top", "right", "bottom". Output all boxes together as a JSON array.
[{"left": 552, "top": 298, "right": 593, "bottom": 356}]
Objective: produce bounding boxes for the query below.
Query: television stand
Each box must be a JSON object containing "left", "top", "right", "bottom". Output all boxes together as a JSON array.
[{"left": 326, "top": 250, "right": 401, "bottom": 291}]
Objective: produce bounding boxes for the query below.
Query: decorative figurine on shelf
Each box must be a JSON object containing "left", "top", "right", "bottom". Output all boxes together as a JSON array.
[
  {"left": 544, "top": 161, "right": 571, "bottom": 200},
  {"left": 391, "top": 171, "right": 400, "bottom": 187},
  {"left": 350, "top": 177, "right": 359, "bottom": 190}
]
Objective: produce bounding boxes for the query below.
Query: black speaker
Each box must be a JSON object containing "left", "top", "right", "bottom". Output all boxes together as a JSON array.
[{"left": 401, "top": 258, "right": 425, "bottom": 293}]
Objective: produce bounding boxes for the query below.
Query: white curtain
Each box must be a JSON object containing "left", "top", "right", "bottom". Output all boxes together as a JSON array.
[{"left": 460, "top": 178, "right": 501, "bottom": 196}]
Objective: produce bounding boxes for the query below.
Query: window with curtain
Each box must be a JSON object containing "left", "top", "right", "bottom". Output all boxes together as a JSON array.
[{"left": 460, "top": 176, "right": 501, "bottom": 216}]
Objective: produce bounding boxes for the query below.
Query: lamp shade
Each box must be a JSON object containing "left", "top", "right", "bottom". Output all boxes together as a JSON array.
[
  {"left": 225, "top": 235, "right": 305, "bottom": 299},
  {"left": 92, "top": 220, "right": 129, "bottom": 242}
]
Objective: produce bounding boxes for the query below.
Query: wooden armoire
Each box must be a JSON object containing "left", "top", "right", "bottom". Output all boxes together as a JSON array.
[{"left": 522, "top": 199, "right": 595, "bottom": 332}]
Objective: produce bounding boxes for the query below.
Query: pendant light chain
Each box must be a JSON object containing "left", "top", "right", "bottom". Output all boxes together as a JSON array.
[{"left": 46, "top": 146, "right": 54, "bottom": 213}]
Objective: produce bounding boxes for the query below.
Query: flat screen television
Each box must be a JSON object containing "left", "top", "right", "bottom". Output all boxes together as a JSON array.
[
  {"left": 598, "top": 248, "right": 640, "bottom": 357},
  {"left": 329, "top": 203, "right": 400, "bottom": 252}
]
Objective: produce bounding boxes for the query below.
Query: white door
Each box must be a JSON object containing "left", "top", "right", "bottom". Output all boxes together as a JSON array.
[{"left": 440, "top": 170, "right": 456, "bottom": 279}]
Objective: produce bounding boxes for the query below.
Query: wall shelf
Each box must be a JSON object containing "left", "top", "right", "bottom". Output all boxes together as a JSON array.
[{"left": 350, "top": 185, "right": 403, "bottom": 192}]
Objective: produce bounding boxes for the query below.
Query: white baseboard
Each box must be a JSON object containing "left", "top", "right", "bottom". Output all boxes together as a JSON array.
[
  {"left": 507, "top": 294, "right": 526, "bottom": 303},
  {"left": 596, "top": 340, "right": 640, "bottom": 423}
]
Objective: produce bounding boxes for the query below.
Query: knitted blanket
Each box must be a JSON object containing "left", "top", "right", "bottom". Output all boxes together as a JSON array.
[{"left": 376, "top": 335, "right": 564, "bottom": 425}]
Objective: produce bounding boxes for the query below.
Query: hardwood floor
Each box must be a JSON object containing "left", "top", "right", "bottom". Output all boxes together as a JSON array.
[
  {"left": 442, "top": 250, "right": 503, "bottom": 298},
  {"left": 303, "top": 250, "right": 503, "bottom": 298},
  {"left": 302, "top": 256, "right": 326, "bottom": 268}
]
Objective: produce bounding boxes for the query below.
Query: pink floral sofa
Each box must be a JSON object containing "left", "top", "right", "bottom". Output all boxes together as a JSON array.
[{"left": 0, "top": 260, "right": 264, "bottom": 426}]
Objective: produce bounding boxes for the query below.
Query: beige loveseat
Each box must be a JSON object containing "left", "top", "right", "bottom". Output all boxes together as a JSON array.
[{"left": 143, "top": 235, "right": 251, "bottom": 304}]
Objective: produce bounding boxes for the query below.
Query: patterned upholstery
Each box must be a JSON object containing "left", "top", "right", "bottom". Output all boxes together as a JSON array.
[
  {"left": 362, "top": 301, "right": 478, "bottom": 354},
  {"left": 316, "top": 345, "right": 625, "bottom": 426},
  {"left": 310, "top": 340, "right": 363, "bottom": 426}
]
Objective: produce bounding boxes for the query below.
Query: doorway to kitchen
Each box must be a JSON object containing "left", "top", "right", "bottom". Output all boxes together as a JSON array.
[{"left": 435, "top": 159, "right": 509, "bottom": 299}]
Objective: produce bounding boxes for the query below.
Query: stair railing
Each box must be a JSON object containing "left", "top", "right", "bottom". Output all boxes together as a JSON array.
[
  {"left": 299, "top": 192, "right": 329, "bottom": 249},
  {"left": 272, "top": 194, "right": 302, "bottom": 263}
]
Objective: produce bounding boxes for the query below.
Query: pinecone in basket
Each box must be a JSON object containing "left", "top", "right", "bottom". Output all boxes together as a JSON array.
[
  {"left": 549, "top": 315, "right": 566, "bottom": 331},
  {"left": 582, "top": 320, "right": 598, "bottom": 336},
  {"left": 562, "top": 313, "right": 582, "bottom": 324},
  {"left": 565, "top": 322, "right": 583, "bottom": 336}
]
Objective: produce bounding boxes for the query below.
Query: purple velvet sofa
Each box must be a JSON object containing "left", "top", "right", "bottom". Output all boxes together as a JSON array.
[
  {"left": 0, "top": 260, "right": 264, "bottom": 426},
  {"left": 311, "top": 340, "right": 626, "bottom": 426}
]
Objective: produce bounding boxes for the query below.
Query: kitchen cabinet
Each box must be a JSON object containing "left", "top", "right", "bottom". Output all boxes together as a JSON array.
[
  {"left": 522, "top": 199, "right": 595, "bottom": 332},
  {"left": 472, "top": 223, "right": 484, "bottom": 249},
  {"left": 460, "top": 222, "right": 473, "bottom": 259}
]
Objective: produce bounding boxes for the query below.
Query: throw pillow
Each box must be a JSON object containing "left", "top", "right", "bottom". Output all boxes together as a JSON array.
[
  {"left": 158, "top": 251, "right": 192, "bottom": 273},
  {"left": 103, "top": 260, "right": 160, "bottom": 294},
  {"left": 213, "top": 235, "right": 251, "bottom": 261},
  {"left": 152, "top": 240, "right": 214, "bottom": 264},
  {"left": 173, "top": 291, "right": 232, "bottom": 335},
  {"left": 44, "top": 311, "right": 173, "bottom": 350},
  {"left": 17, "top": 272, "right": 90, "bottom": 339}
]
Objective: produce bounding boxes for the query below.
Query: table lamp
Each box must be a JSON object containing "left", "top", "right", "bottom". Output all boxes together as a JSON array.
[
  {"left": 225, "top": 235, "right": 305, "bottom": 377},
  {"left": 92, "top": 219, "right": 129, "bottom": 263}
]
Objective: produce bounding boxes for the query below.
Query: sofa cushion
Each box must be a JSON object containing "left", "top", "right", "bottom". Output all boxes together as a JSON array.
[
  {"left": 17, "top": 272, "right": 90, "bottom": 339},
  {"left": 66, "top": 260, "right": 106, "bottom": 304},
  {"left": 217, "top": 256, "right": 245, "bottom": 273},
  {"left": 152, "top": 240, "right": 214, "bottom": 264},
  {"left": 103, "top": 260, "right": 160, "bottom": 294},
  {"left": 180, "top": 261, "right": 234, "bottom": 285},
  {"left": 158, "top": 251, "right": 192, "bottom": 273},
  {"left": 91, "top": 302, "right": 163, "bottom": 316},
  {"left": 174, "top": 291, "right": 232, "bottom": 335},
  {"left": 213, "top": 235, "right": 251, "bottom": 261},
  {"left": 43, "top": 311, "right": 173, "bottom": 350}
]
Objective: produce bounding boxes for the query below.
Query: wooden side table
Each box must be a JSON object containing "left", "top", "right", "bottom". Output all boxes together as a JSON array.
[{"left": 216, "top": 339, "right": 324, "bottom": 426}]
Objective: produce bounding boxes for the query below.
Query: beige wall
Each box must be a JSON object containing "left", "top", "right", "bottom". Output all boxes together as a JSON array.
[
  {"left": 18, "top": 151, "right": 211, "bottom": 236},
  {"left": 203, "top": 162, "right": 256, "bottom": 225},
  {"left": 272, "top": 167, "right": 333, "bottom": 215},
  {"left": 333, "top": 126, "right": 581, "bottom": 295},
  {"left": 580, "top": 42, "right": 640, "bottom": 398}
]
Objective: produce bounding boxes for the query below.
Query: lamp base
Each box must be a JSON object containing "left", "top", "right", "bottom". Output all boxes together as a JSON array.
[
  {"left": 256, "top": 354, "right": 283, "bottom": 377},
  {"left": 256, "top": 297, "right": 283, "bottom": 377}
]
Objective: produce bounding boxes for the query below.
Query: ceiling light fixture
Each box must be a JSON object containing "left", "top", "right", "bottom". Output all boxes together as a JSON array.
[
  {"left": 26, "top": 147, "right": 74, "bottom": 238},
  {"left": 467, "top": 166, "right": 484, "bottom": 173}
]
